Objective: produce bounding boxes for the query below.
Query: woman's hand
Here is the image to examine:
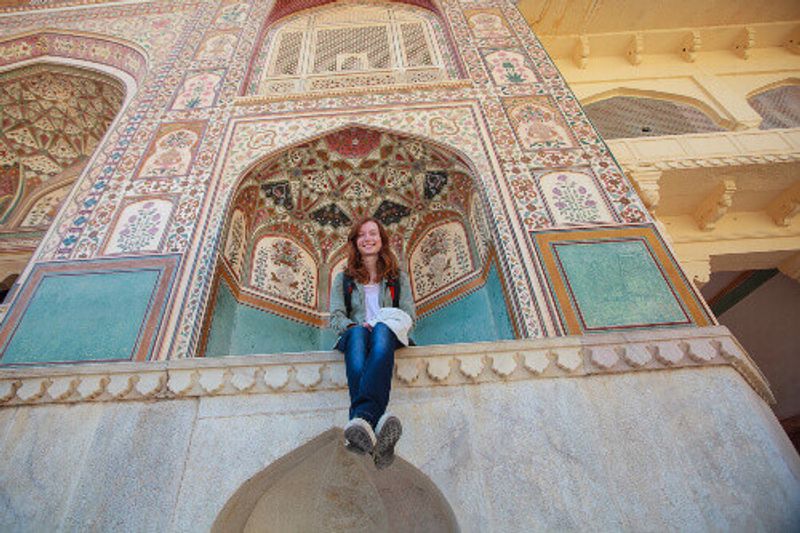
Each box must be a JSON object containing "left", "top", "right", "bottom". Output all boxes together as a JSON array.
[{"left": 362, "top": 322, "right": 373, "bottom": 331}]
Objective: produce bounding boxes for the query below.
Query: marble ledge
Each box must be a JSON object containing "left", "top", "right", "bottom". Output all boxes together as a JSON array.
[{"left": 0, "top": 326, "right": 773, "bottom": 407}]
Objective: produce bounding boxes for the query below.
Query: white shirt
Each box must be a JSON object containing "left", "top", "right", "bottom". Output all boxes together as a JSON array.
[{"left": 363, "top": 283, "right": 380, "bottom": 322}]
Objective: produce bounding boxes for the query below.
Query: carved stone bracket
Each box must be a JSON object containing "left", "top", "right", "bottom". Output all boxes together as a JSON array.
[
  {"left": 573, "top": 35, "right": 589, "bottom": 69},
  {"left": 627, "top": 33, "right": 644, "bottom": 66},
  {"left": 628, "top": 168, "right": 663, "bottom": 213},
  {"left": 694, "top": 179, "right": 736, "bottom": 231},
  {"left": 766, "top": 182, "right": 800, "bottom": 227},
  {"left": 681, "top": 31, "right": 702, "bottom": 62},
  {"left": 734, "top": 27, "right": 756, "bottom": 59},
  {"left": 0, "top": 327, "right": 773, "bottom": 407},
  {"left": 778, "top": 252, "right": 800, "bottom": 283}
]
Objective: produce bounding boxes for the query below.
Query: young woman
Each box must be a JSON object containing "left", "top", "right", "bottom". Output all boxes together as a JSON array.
[{"left": 330, "top": 217, "right": 415, "bottom": 469}]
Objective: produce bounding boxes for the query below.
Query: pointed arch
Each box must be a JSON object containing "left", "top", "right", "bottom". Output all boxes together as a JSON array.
[
  {"left": 582, "top": 87, "right": 734, "bottom": 137},
  {"left": 211, "top": 428, "right": 459, "bottom": 533}
]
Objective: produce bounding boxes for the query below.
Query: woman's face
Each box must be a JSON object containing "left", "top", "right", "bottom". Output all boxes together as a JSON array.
[{"left": 356, "top": 221, "right": 382, "bottom": 258}]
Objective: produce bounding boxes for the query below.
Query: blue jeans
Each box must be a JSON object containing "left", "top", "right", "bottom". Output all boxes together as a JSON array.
[{"left": 335, "top": 323, "right": 400, "bottom": 428}]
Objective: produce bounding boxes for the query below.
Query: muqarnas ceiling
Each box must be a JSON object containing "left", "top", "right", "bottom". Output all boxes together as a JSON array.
[
  {"left": 0, "top": 64, "right": 124, "bottom": 233},
  {"left": 220, "top": 127, "right": 496, "bottom": 323}
]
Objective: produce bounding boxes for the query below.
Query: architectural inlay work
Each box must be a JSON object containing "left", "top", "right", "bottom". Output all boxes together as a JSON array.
[{"left": 0, "top": 0, "right": 796, "bottom": 530}]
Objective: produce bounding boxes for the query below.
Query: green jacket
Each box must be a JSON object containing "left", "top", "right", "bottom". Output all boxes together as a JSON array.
[{"left": 329, "top": 271, "right": 416, "bottom": 337}]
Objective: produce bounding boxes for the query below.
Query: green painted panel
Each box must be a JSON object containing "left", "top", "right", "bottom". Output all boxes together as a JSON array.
[
  {"left": 554, "top": 240, "right": 687, "bottom": 329},
  {"left": 414, "top": 265, "right": 514, "bottom": 345},
  {"left": 204, "top": 280, "right": 237, "bottom": 357},
  {"left": 3, "top": 270, "right": 160, "bottom": 363}
]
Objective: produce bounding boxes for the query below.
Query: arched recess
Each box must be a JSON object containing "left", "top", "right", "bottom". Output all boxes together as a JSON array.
[
  {"left": 211, "top": 428, "right": 459, "bottom": 533},
  {"left": 747, "top": 79, "right": 800, "bottom": 130},
  {"left": 201, "top": 125, "right": 516, "bottom": 356},
  {"left": 243, "top": 0, "right": 464, "bottom": 96},
  {"left": 0, "top": 30, "right": 144, "bottom": 301},
  {"left": 582, "top": 88, "right": 731, "bottom": 139}
]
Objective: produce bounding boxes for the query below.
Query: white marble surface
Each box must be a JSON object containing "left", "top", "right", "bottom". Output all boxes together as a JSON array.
[{"left": 0, "top": 366, "right": 798, "bottom": 532}]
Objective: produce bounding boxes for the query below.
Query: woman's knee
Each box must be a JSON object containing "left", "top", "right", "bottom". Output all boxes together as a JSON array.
[{"left": 369, "top": 322, "right": 398, "bottom": 351}]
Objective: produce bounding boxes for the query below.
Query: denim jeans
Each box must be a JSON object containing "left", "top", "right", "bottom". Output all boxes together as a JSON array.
[{"left": 335, "top": 323, "right": 400, "bottom": 428}]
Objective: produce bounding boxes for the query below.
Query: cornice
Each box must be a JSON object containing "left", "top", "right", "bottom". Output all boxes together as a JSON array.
[{"left": 0, "top": 326, "right": 773, "bottom": 407}]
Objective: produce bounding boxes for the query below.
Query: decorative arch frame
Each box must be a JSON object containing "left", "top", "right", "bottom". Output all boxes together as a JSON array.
[
  {"left": 196, "top": 120, "right": 523, "bottom": 356},
  {"left": 581, "top": 87, "right": 735, "bottom": 131},
  {"left": 0, "top": 30, "right": 145, "bottom": 284}
]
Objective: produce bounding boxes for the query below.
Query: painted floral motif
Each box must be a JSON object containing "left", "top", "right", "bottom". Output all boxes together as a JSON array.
[
  {"left": 20, "top": 186, "right": 70, "bottom": 228},
  {"left": 250, "top": 236, "right": 317, "bottom": 308},
  {"left": 410, "top": 221, "right": 473, "bottom": 301},
  {"left": 484, "top": 50, "right": 537, "bottom": 85},
  {"left": 106, "top": 199, "right": 172, "bottom": 254},
  {"left": 505, "top": 97, "right": 574, "bottom": 149},
  {"left": 139, "top": 128, "right": 200, "bottom": 178},
  {"left": 223, "top": 209, "right": 246, "bottom": 279},
  {"left": 172, "top": 71, "right": 224, "bottom": 110},
  {"left": 196, "top": 32, "right": 237, "bottom": 61},
  {"left": 540, "top": 171, "right": 614, "bottom": 225},
  {"left": 469, "top": 195, "right": 490, "bottom": 262},
  {"left": 465, "top": 11, "right": 511, "bottom": 39}
]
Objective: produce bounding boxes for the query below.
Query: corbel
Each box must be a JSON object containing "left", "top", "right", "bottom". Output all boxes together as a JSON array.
[
  {"left": 766, "top": 182, "right": 800, "bottom": 227},
  {"left": 573, "top": 35, "right": 589, "bottom": 69},
  {"left": 778, "top": 252, "right": 800, "bottom": 283},
  {"left": 694, "top": 179, "right": 736, "bottom": 231},
  {"left": 683, "top": 257, "right": 711, "bottom": 287},
  {"left": 627, "top": 33, "right": 644, "bottom": 66},
  {"left": 681, "top": 31, "right": 701, "bottom": 62},
  {"left": 784, "top": 25, "right": 800, "bottom": 55},
  {"left": 628, "top": 168, "right": 663, "bottom": 214},
  {"left": 733, "top": 27, "right": 755, "bottom": 59}
]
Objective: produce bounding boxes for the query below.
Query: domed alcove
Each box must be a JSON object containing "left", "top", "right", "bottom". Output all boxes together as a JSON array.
[
  {"left": 0, "top": 62, "right": 125, "bottom": 289},
  {"left": 201, "top": 126, "right": 515, "bottom": 356},
  {"left": 211, "top": 429, "right": 458, "bottom": 533}
]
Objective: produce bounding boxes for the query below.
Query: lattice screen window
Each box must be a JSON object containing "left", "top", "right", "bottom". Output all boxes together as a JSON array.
[
  {"left": 260, "top": 2, "right": 448, "bottom": 95},
  {"left": 584, "top": 96, "right": 726, "bottom": 140},
  {"left": 748, "top": 85, "right": 800, "bottom": 130}
]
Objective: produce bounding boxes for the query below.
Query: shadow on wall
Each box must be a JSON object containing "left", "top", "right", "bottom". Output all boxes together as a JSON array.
[{"left": 204, "top": 261, "right": 515, "bottom": 356}]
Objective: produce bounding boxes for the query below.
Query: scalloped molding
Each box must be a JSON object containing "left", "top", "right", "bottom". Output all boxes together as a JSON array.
[{"left": 0, "top": 326, "right": 773, "bottom": 407}]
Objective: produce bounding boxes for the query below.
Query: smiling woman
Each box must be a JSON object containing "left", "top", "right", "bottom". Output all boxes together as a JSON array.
[{"left": 329, "top": 217, "right": 415, "bottom": 470}]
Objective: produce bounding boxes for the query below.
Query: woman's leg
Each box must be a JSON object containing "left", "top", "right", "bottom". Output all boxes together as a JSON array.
[
  {"left": 350, "top": 322, "right": 399, "bottom": 427},
  {"left": 340, "top": 325, "right": 370, "bottom": 421}
]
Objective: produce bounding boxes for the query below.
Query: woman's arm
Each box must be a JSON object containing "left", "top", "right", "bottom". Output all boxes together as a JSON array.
[{"left": 329, "top": 271, "right": 355, "bottom": 335}]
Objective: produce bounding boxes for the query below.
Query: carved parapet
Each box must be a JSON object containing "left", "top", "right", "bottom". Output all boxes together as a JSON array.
[
  {"left": 766, "top": 182, "right": 800, "bottom": 227},
  {"left": 694, "top": 179, "right": 736, "bottom": 231},
  {"left": 0, "top": 326, "right": 773, "bottom": 407}
]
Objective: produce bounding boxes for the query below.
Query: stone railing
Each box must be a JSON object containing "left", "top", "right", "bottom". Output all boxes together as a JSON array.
[
  {"left": 0, "top": 326, "right": 773, "bottom": 407},
  {"left": 608, "top": 127, "right": 800, "bottom": 170}
]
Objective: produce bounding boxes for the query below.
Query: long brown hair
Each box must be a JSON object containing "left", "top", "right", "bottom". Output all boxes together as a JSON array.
[{"left": 344, "top": 217, "right": 399, "bottom": 284}]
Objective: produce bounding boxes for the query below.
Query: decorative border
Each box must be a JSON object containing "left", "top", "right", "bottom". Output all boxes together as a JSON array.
[
  {"left": 0, "top": 255, "right": 180, "bottom": 363},
  {"left": 532, "top": 225, "right": 712, "bottom": 335},
  {"left": 0, "top": 326, "right": 773, "bottom": 407}
]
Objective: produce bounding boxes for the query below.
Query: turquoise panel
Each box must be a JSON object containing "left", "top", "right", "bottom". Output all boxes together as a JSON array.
[
  {"left": 3, "top": 269, "right": 160, "bottom": 363},
  {"left": 206, "top": 265, "right": 515, "bottom": 355},
  {"left": 204, "top": 280, "right": 237, "bottom": 357},
  {"left": 554, "top": 240, "right": 687, "bottom": 328},
  {"left": 205, "top": 279, "right": 321, "bottom": 356},
  {"left": 414, "top": 265, "right": 515, "bottom": 345}
]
